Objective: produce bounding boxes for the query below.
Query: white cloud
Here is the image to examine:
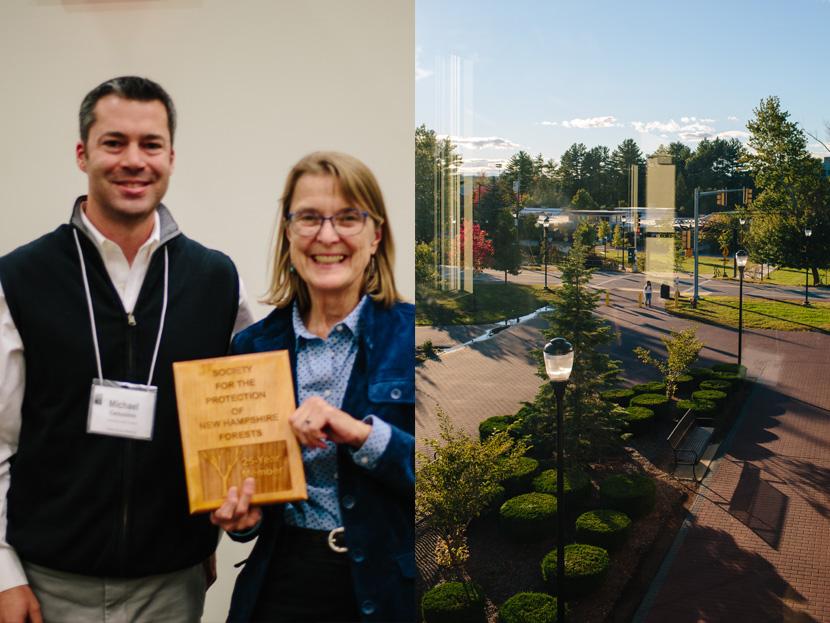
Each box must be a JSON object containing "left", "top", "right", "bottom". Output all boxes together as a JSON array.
[
  {"left": 561, "top": 115, "right": 620, "bottom": 129},
  {"left": 631, "top": 118, "right": 716, "bottom": 141},
  {"left": 540, "top": 121, "right": 559, "bottom": 126},
  {"left": 415, "top": 46, "right": 433, "bottom": 81},
  {"left": 457, "top": 158, "right": 508, "bottom": 175},
  {"left": 716, "top": 130, "right": 751, "bottom": 140},
  {"left": 442, "top": 135, "right": 521, "bottom": 150},
  {"left": 728, "top": 116, "right": 739, "bottom": 122}
]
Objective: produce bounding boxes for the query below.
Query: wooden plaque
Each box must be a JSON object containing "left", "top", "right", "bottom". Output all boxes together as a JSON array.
[{"left": 173, "top": 351, "right": 307, "bottom": 514}]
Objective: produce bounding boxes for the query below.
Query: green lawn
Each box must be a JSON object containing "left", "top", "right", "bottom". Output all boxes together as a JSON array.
[
  {"left": 678, "top": 254, "right": 828, "bottom": 287},
  {"left": 666, "top": 296, "right": 830, "bottom": 332},
  {"left": 416, "top": 283, "right": 556, "bottom": 326}
]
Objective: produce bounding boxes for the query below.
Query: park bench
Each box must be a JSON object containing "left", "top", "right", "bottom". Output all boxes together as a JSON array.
[{"left": 667, "top": 409, "right": 714, "bottom": 482}]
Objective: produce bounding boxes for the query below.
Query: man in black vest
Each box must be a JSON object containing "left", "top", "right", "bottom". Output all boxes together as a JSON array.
[{"left": 0, "top": 77, "right": 252, "bottom": 622}]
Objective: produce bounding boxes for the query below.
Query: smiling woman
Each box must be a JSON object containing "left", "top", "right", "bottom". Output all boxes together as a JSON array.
[{"left": 209, "top": 152, "right": 415, "bottom": 623}]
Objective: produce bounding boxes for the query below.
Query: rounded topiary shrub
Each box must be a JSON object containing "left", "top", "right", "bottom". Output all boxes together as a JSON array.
[
  {"left": 622, "top": 406, "right": 655, "bottom": 435},
  {"left": 499, "top": 493, "right": 557, "bottom": 542},
  {"left": 532, "top": 468, "right": 592, "bottom": 507},
  {"left": 501, "top": 456, "right": 540, "bottom": 495},
  {"left": 599, "top": 473, "right": 656, "bottom": 519},
  {"left": 422, "top": 581, "right": 485, "bottom": 623},
  {"left": 699, "top": 379, "right": 732, "bottom": 392},
  {"left": 600, "top": 388, "right": 635, "bottom": 407},
  {"left": 674, "top": 373, "right": 695, "bottom": 397},
  {"left": 676, "top": 399, "right": 717, "bottom": 418},
  {"left": 629, "top": 393, "right": 670, "bottom": 418},
  {"left": 631, "top": 381, "right": 666, "bottom": 395},
  {"left": 479, "top": 415, "right": 515, "bottom": 441},
  {"left": 499, "top": 592, "right": 558, "bottom": 623},
  {"left": 712, "top": 370, "right": 743, "bottom": 386},
  {"left": 575, "top": 509, "right": 632, "bottom": 551},
  {"left": 692, "top": 389, "right": 727, "bottom": 405},
  {"left": 687, "top": 367, "right": 715, "bottom": 386},
  {"left": 541, "top": 543, "right": 610, "bottom": 598}
]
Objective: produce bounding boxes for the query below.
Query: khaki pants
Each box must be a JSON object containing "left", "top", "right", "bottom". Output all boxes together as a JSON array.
[{"left": 23, "top": 561, "right": 206, "bottom": 623}]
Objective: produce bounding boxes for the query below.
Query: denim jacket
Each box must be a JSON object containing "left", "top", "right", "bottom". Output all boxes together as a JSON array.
[{"left": 226, "top": 299, "right": 415, "bottom": 623}]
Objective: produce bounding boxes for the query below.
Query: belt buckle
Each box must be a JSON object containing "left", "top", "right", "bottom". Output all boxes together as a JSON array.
[{"left": 327, "top": 526, "right": 348, "bottom": 553}]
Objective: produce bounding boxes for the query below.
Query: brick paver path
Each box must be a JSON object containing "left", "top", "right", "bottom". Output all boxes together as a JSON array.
[
  {"left": 638, "top": 327, "right": 830, "bottom": 623},
  {"left": 418, "top": 275, "right": 830, "bottom": 621}
]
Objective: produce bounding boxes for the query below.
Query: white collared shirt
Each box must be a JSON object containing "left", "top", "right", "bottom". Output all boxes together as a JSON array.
[
  {"left": 79, "top": 208, "right": 161, "bottom": 314},
  {"left": 0, "top": 214, "right": 254, "bottom": 591}
]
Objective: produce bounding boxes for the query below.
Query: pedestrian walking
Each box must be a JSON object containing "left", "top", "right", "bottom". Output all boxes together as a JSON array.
[{"left": 643, "top": 280, "right": 653, "bottom": 307}]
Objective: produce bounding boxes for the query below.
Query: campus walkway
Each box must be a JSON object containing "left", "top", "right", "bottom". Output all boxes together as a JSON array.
[{"left": 417, "top": 278, "right": 830, "bottom": 621}]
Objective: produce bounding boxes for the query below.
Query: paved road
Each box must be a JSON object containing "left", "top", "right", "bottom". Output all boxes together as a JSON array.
[
  {"left": 417, "top": 277, "right": 830, "bottom": 621},
  {"left": 475, "top": 265, "right": 830, "bottom": 303}
]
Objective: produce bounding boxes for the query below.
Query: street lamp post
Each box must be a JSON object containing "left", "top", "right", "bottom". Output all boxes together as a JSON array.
[
  {"left": 620, "top": 216, "right": 627, "bottom": 271},
  {"left": 537, "top": 215, "right": 551, "bottom": 289},
  {"left": 736, "top": 250, "right": 748, "bottom": 368},
  {"left": 543, "top": 338, "right": 574, "bottom": 623},
  {"left": 804, "top": 227, "right": 812, "bottom": 306},
  {"left": 543, "top": 217, "right": 550, "bottom": 289}
]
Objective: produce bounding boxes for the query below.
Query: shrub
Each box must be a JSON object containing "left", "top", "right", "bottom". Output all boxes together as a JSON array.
[
  {"left": 479, "top": 415, "right": 515, "bottom": 441},
  {"left": 712, "top": 370, "right": 742, "bottom": 385},
  {"left": 499, "top": 592, "right": 558, "bottom": 623},
  {"left": 501, "top": 456, "right": 540, "bottom": 495},
  {"left": 699, "top": 379, "right": 731, "bottom": 392},
  {"left": 692, "top": 389, "right": 727, "bottom": 405},
  {"left": 499, "top": 493, "right": 558, "bottom": 542},
  {"left": 676, "top": 398, "right": 717, "bottom": 418},
  {"left": 600, "top": 388, "right": 635, "bottom": 406},
  {"left": 675, "top": 373, "right": 695, "bottom": 397},
  {"left": 541, "top": 543, "right": 610, "bottom": 598},
  {"left": 687, "top": 367, "right": 715, "bottom": 384},
  {"left": 621, "top": 406, "right": 655, "bottom": 435},
  {"left": 631, "top": 381, "right": 666, "bottom": 395},
  {"left": 599, "top": 473, "right": 656, "bottom": 519},
  {"left": 484, "top": 484, "right": 508, "bottom": 516},
  {"left": 532, "top": 468, "right": 592, "bottom": 507},
  {"left": 575, "top": 509, "right": 632, "bottom": 551},
  {"left": 629, "top": 393, "right": 670, "bottom": 418},
  {"left": 422, "top": 582, "right": 485, "bottom": 623}
]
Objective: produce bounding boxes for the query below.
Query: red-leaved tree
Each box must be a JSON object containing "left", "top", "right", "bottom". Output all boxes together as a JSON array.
[{"left": 459, "top": 224, "right": 495, "bottom": 272}]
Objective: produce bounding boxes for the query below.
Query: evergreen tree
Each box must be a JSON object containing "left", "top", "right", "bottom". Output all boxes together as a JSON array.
[
  {"left": 490, "top": 208, "right": 522, "bottom": 282},
  {"left": 571, "top": 188, "right": 598, "bottom": 210},
  {"left": 610, "top": 139, "right": 644, "bottom": 205},
  {"left": 521, "top": 242, "right": 622, "bottom": 463}
]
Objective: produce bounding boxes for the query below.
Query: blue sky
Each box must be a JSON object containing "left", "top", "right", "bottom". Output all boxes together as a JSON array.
[{"left": 416, "top": 0, "right": 830, "bottom": 175}]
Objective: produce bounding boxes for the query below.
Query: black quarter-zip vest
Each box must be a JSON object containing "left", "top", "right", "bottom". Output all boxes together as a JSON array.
[{"left": 0, "top": 211, "right": 239, "bottom": 577}]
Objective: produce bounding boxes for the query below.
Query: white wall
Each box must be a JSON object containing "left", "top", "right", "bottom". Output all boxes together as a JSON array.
[{"left": 0, "top": 1, "right": 413, "bottom": 620}]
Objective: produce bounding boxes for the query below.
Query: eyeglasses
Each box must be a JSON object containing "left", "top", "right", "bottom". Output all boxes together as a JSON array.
[{"left": 286, "top": 208, "right": 370, "bottom": 237}]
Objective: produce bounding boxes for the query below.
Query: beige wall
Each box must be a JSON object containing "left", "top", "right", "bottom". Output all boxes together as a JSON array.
[
  {"left": 0, "top": 0, "right": 414, "bottom": 310},
  {"left": 0, "top": 1, "right": 413, "bottom": 620}
]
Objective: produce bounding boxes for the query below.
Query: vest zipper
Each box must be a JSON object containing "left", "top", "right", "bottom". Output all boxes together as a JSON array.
[{"left": 120, "top": 311, "right": 137, "bottom": 572}]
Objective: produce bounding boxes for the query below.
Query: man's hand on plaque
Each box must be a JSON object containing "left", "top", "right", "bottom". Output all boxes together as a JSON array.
[
  {"left": 290, "top": 396, "right": 371, "bottom": 449},
  {"left": 210, "top": 477, "right": 263, "bottom": 533}
]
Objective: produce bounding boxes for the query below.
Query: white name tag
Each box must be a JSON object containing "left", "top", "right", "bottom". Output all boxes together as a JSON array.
[{"left": 87, "top": 379, "right": 157, "bottom": 440}]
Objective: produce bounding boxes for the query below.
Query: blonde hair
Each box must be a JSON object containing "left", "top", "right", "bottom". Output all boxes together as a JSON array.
[{"left": 263, "top": 151, "right": 399, "bottom": 311}]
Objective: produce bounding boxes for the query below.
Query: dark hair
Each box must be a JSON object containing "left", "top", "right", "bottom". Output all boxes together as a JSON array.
[{"left": 79, "top": 76, "right": 176, "bottom": 145}]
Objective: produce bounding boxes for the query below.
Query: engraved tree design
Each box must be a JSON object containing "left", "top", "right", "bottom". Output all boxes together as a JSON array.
[{"left": 201, "top": 446, "right": 242, "bottom": 496}]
